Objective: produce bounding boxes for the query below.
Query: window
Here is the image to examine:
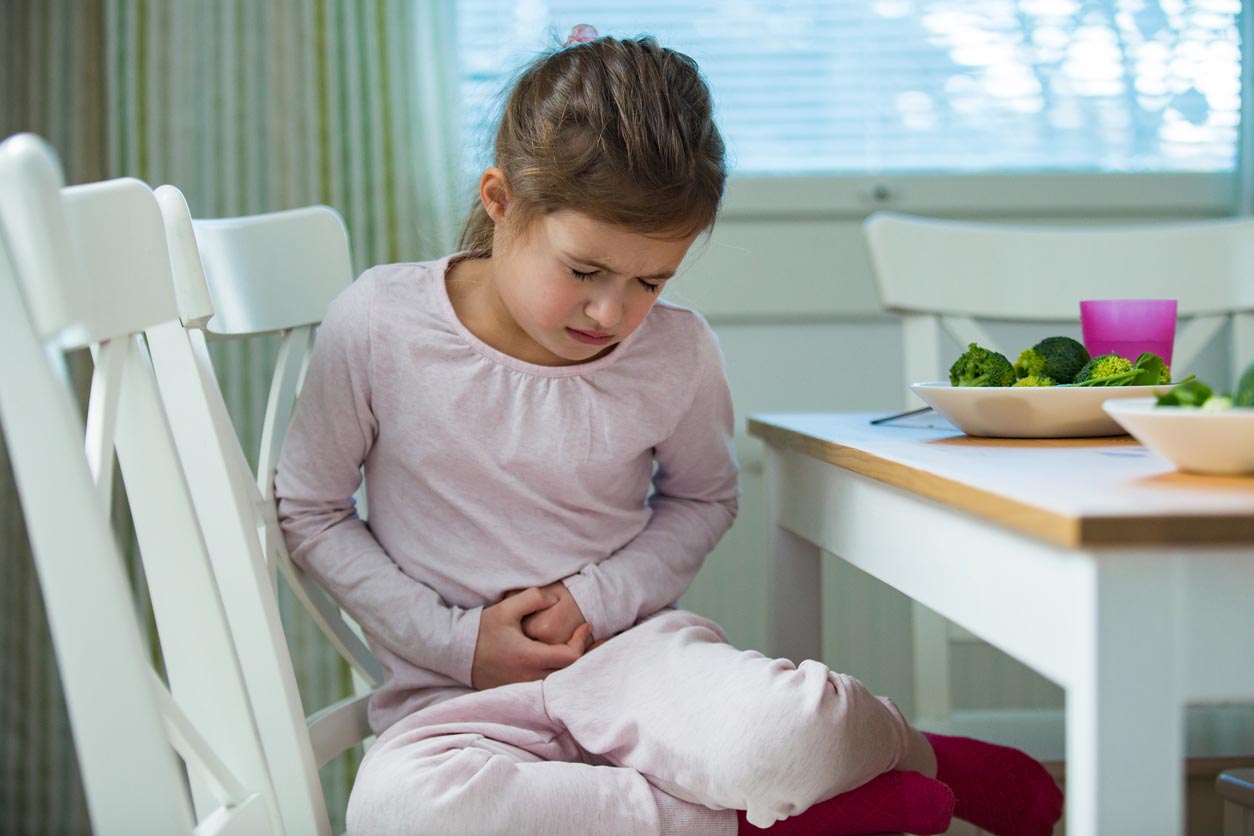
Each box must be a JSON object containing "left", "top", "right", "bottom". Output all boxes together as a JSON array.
[{"left": 455, "top": 0, "right": 1240, "bottom": 176}]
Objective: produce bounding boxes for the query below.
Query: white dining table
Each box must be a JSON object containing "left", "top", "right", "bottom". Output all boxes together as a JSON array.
[{"left": 747, "top": 412, "right": 1254, "bottom": 836}]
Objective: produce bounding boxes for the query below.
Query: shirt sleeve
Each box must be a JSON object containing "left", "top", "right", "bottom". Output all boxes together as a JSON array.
[
  {"left": 562, "top": 318, "right": 739, "bottom": 641},
  {"left": 274, "top": 270, "right": 482, "bottom": 687}
]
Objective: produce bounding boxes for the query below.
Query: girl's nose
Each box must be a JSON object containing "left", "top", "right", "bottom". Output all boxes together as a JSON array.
[{"left": 584, "top": 292, "right": 623, "bottom": 330}]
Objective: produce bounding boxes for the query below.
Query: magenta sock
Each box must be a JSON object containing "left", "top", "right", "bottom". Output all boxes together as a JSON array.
[
  {"left": 736, "top": 770, "right": 954, "bottom": 836},
  {"left": 923, "top": 732, "right": 1063, "bottom": 836}
]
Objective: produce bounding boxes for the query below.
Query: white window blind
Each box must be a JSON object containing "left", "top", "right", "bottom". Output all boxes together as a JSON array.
[{"left": 454, "top": 0, "right": 1240, "bottom": 175}]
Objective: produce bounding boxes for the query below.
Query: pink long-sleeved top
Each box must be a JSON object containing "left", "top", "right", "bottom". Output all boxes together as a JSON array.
[{"left": 275, "top": 256, "right": 739, "bottom": 733}]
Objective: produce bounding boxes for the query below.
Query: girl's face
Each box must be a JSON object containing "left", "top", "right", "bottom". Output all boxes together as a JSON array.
[{"left": 489, "top": 209, "right": 698, "bottom": 366}]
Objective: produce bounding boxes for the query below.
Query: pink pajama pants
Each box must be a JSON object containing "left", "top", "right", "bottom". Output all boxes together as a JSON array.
[{"left": 346, "top": 609, "right": 933, "bottom": 836}]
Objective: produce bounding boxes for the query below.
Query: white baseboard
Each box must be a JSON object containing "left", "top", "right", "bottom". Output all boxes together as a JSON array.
[{"left": 916, "top": 704, "right": 1254, "bottom": 765}]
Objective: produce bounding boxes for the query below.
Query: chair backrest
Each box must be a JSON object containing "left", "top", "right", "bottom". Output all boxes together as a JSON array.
[
  {"left": 0, "top": 133, "right": 280, "bottom": 835},
  {"left": 148, "top": 185, "right": 381, "bottom": 836},
  {"left": 865, "top": 211, "right": 1254, "bottom": 406},
  {"left": 191, "top": 204, "right": 355, "bottom": 337}
]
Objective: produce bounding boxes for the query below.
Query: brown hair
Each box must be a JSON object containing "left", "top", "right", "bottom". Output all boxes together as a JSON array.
[{"left": 459, "top": 35, "right": 727, "bottom": 256}]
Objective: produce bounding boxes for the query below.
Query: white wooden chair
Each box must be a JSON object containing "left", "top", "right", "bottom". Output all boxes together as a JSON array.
[
  {"left": 0, "top": 133, "right": 282, "bottom": 834},
  {"left": 146, "top": 185, "right": 382, "bottom": 836},
  {"left": 863, "top": 210, "right": 1254, "bottom": 729}
]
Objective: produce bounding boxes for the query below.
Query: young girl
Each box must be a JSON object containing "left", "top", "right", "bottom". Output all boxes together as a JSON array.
[{"left": 276, "top": 27, "right": 1063, "bottom": 836}]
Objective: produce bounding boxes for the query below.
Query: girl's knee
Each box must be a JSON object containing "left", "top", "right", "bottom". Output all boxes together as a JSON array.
[
  {"left": 728, "top": 664, "right": 907, "bottom": 795},
  {"left": 347, "top": 742, "right": 512, "bottom": 836},
  {"left": 689, "top": 665, "right": 910, "bottom": 828}
]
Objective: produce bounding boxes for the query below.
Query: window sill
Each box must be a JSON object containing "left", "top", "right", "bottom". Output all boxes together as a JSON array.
[{"left": 721, "top": 172, "right": 1236, "bottom": 220}]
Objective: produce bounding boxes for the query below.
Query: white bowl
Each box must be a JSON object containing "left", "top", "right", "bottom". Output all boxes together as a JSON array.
[
  {"left": 1102, "top": 398, "right": 1254, "bottom": 475},
  {"left": 910, "top": 382, "right": 1168, "bottom": 438}
]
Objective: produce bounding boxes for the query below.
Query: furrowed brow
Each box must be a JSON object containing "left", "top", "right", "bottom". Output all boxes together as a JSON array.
[{"left": 565, "top": 253, "right": 674, "bottom": 280}]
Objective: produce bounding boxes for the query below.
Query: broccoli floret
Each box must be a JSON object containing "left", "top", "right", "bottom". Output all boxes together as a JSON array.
[
  {"left": 1074, "top": 353, "right": 1133, "bottom": 384},
  {"left": 1012, "top": 374, "right": 1055, "bottom": 387},
  {"left": 1015, "top": 337, "right": 1090, "bottom": 384},
  {"left": 1014, "top": 349, "right": 1047, "bottom": 379},
  {"left": 1235, "top": 360, "right": 1254, "bottom": 407},
  {"left": 949, "top": 343, "right": 1016, "bottom": 387},
  {"left": 1201, "top": 395, "right": 1233, "bottom": 411}
]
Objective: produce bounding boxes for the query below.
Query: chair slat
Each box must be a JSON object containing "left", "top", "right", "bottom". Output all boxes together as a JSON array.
[
  {"left": 191, "top": 795, "right": 273, "bottom": 836},
  {"left": 901, "top": 314, "right": 941, "bottom": 406},
  {"left": 275, "top": 551, "right": 385, "bottom": 685},
  {"left": 84, "top": 336, "right": 127, "bottom": 505},
  {"left": 306, "top": 692, "right": 374, "bottom": 769},
  {"left": 186, "top": 321, "right": 382, "bottom": 684},
  {"left": 941, "top": 314, "right": 1005, "bottom": 358},
  {"left": 1232, "top": 313, "right": 1254, "bottom": 387},
  {"left": 150, "top": 671, "right": 250, "bottom": 808},
  {"left": 257, "top": 326, "right": 315, "bottom": 498},
  {"left": 1172, "top": 314, "right": 1228, "bottom": 376}
]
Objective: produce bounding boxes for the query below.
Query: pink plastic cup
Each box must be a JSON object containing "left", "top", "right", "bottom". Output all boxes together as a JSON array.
[{"left": 1079, "top": 299, "right": 1177, "bottom": 366}]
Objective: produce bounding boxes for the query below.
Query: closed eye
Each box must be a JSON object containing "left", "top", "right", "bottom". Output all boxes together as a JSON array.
[{"left": 571, "top": 265, "right": 662, "bottom": 293}]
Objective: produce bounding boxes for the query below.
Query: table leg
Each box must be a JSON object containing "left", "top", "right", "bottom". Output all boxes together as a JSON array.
[
  {"left": 767, "top": 524, "right": 822, "bottom": 665},
  {"left": 1066, "top": 556, "right": 1184, "bottom": 836},
  {"left": 764, "top": 447, "right": 823, "bottom": 664}
]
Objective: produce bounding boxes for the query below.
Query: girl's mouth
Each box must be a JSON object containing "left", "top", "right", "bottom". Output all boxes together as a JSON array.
[{"left": 567, "top": 328, "right": 614, "bottom": 345}]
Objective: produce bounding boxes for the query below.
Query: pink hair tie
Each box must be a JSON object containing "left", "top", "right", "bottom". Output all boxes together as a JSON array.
[{"left": 564, "top": 24, "right": 598, "bottom": 47}]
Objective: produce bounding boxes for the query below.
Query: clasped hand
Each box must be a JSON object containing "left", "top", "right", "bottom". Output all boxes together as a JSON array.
[{"left": 471, "top": 580, "right": 601, "bottom": 691}]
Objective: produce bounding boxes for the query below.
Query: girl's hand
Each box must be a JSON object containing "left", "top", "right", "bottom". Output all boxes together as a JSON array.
[
  {"left": 471, "top": 587, "right": 594, "bottom": 690},
  {"left": 519, "top": 580, "right": 588, "bottom": 646}
]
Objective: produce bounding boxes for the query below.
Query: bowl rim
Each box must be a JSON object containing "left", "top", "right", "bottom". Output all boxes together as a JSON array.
[{"left": 1102, "top": 397, "right": 1254, "bottom": 415}]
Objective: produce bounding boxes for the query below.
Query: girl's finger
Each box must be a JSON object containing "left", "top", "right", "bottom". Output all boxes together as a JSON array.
[
  {"left": 528, "top": 637, "right": 585, "bottom": 670},
  {"left": 501, "top": 587, "right": 557, "bottom": 620},
  {"left": 562, "top": 622, "right": 595, "bottom": 654}
]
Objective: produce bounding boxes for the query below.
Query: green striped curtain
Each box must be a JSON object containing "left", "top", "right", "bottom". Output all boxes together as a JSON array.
[{"left": 0, "top": 1, "right": 463, "bottom": 832}]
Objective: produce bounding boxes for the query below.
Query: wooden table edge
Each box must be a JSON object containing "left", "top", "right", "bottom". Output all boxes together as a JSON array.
[{"left": 747, "top": 417, "right": 1254, "bottom": 548}]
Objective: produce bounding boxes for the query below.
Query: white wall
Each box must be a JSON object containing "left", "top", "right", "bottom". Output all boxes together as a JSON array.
[{"left": 672, "top": 174, "right": 1235, "bottom": 720}]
